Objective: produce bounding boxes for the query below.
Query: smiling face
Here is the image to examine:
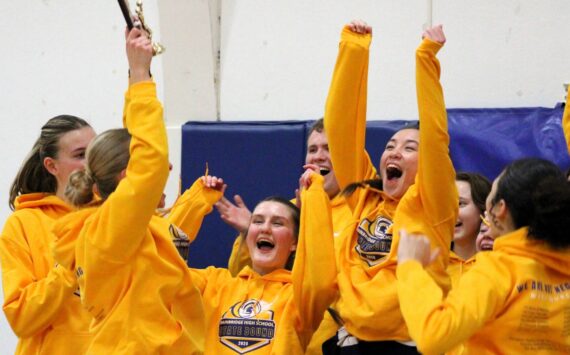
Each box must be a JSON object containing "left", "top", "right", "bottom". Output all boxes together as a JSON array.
[
  {"left": 45, "top": 126, "right": 96, "bottom": 193},
  {"left": 379, "top": 128, "right": 419, "bottom": 199},
  {"left": 306, "top": 130, "right": 340, "bottom": 198},
  {"left": 475, "top": 219, "right": 495, "bottom": 252},
  {"left": 454, "top": 181, "right": 482, "bottom": 246},
  {"left": 246, "top": 201, "right": 298, "bottom": 275}
]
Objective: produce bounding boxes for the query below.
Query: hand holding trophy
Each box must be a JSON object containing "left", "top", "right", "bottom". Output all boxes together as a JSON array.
[{"left": 117, "top": 0, "right": 165, "bottom": 55}]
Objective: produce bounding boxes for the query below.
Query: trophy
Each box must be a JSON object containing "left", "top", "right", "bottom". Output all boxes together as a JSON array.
[{"left": 117, "top": 0, "right": 165, "bottom": 55}]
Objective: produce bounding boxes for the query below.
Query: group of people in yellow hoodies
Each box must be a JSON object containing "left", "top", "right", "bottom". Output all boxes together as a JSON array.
[{"left": 2, "top": 18, "right": 570, "bottom": 355}]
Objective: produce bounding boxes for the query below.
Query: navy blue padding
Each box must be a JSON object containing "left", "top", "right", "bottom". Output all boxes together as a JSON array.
[
  {"left": 181, "top": 121, "right": 308, "bottom": 269},
  {"left": 181, "top": 104, "right": 570, "bottom": 268},
  {"left": 447, "top": 104, "right": 570, "bottom": 179}
]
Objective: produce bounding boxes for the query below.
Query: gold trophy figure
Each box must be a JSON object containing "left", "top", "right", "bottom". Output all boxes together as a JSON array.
[{"left": 117, "top": 0, "right": 165, "bottom": 56}]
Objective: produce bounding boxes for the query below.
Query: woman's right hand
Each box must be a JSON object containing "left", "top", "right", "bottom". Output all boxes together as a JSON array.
[
  {"left": 126, "top": 26, "right": 153, "bottom": 84},
  {"left": 201, "top": 175, "right": 226, "bottom": 192},
  {"left": 422, "top": 24, "right": 446, "bottom": 45},
  {"left": 347, "top": 19, "right": 372, "bottom": 35}
]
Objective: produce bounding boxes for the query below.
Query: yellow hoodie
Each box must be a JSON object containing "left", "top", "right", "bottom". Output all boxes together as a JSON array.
[
  {"left": 53, "top": 81, "right": 205, "bottom": 354},
  {"left": 225, "top": 194, "right": 352, "bottom": 355},
  {"left": 323, "top": 27, "right": 457, "bottom": 341},
  {"left": 447, "top": 251, "right": 476, "bottom": 289},
  {"left": 190, "top": 173, "right": 337, "bottom": 354},
  {"left": 1, "top": 193, "right": 91, "bottom": 354},
  {"left": 398, "top": 227, "right": 570, "bottom": 354}
]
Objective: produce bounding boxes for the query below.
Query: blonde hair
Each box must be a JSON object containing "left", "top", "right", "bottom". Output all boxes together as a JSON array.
[{"left": 65, "top": 129, "right": 131, "bottom": 207}]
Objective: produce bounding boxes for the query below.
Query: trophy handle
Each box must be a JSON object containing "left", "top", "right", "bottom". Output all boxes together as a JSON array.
[{"left": 117, "top": 0, "right": 134, "bottom": 30}]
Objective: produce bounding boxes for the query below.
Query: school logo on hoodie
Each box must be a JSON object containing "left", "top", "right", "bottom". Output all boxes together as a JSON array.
[
  {"left": 355, "top": 216, "right": 393, "bottom": 266},
  {"left": 219, "top": 299, "right": 276, "bottom": 354}
]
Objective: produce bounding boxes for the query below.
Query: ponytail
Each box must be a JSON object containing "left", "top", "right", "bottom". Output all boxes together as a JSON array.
[
  {"left": 494, "top": 158, "right": 570, "bottom": 249},
  {"left": 9, "top": 115, "right": 91, "bottom": 210},
  {"left": 65, "top": 129, "right": 131, "bottom": 207},
  {"left": 528, "top": 178, "right": 570, "bottom": 249},
  {"left": 342, "top": 179, "right": 383, "bottom": 198}
]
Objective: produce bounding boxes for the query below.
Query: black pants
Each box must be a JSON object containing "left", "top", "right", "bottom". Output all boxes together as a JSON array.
[{"left": 322, "top": 333, "right": 420, "bottom": 355}]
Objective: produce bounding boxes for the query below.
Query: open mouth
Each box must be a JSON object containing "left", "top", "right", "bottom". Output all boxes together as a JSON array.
[
  {"left": 256, "top": 239, "right": 275, "bottom": 251},
  {"left": 479, "top": 239, "right": 494, "bottom": 251},
  {"left": 319, "top": 167, "right": 331, "bottom": 176},
  {"left": 386, "top": 165, "right": 403, "bottom": 180}
]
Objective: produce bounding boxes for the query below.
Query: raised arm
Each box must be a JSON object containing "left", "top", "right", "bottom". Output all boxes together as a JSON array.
[
  {"left": 415, "top": 26, "right": 458, "bottom": 245},
  {"left": 410, "top": 25, "right": 459, "bottom": 277},
  {"left": 292, "top": 170, "right": 337, "bottom": 348},
  {"left": 85, "top": 27, "right": 168, "bottom": 264},
  {"left": 324, "top": 21, "right": 377, "bottom": 207},
  {"left": 167, "top": 176, "right": 224, "bottom": 242}
]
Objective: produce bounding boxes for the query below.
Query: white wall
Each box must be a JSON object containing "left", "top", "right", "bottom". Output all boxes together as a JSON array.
[{"left": 0, "top": 0, "right": 569, "bottom": 351}]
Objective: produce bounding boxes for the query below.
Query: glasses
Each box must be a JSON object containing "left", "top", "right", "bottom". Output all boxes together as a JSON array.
[{"left": 480, "top": 214, "right": 490, "bottom": 227}]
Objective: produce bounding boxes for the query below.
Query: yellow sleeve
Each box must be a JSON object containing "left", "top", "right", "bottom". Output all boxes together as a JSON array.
[
  {"left": 85, "top": 81, "right": 169, "bottom": 264},
  {"left": 562, "top": 86, "right": 570, "bottom": 153},
  {"left": 324, "top": 27, "right": 378, "bottom": 208},
  {"left": 167, "top": 177, "right": 222, "bottom": 243},
  {"left": 0, "top": 218, "right": 76, "bottom": 337},
  {"left": 227, "top": 234, "right": 251, "bottom": 277},
  {"left": 122, "top": 86, "right": 131, "bottom": 128},
  {"left": 396, "top": 257, "right": 507, "bottom": 354},
  {"left": 189, "top": 266, "right": 231, "bottom": 295},
  {"left": 415, "top": 39, "right": 458, "bottom": 228},
  {"left": 293, "top": 174, "right": 337, "bottom": 348}
]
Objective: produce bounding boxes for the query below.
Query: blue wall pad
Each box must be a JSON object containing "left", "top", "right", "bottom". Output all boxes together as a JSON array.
[{"left": 181, "top": 104, "right": 569, "bottom": 268}]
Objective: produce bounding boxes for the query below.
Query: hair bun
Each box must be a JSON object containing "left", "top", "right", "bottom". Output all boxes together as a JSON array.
[{"left": 65, "top": 169, "right": 95, "bottom": 206}]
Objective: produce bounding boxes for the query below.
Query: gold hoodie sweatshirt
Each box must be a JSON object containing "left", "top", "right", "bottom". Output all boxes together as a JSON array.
[
  {"left": 190, "top": 173, "right": 337, "bottom": 354},
  {"left": 324, "top": 27, "right": 457, "bottom": 341},
  {"left": 1, "top": 193, "right": 91, "bottom": 354},
  {"left": 447, "top": 251, "right": 476, "bottom": 289},
  {"left": 398, "top": 227, "right": 570, "bottom": 354},
  {"left": 53, "top": 81, "right": 205, "bottom": 354},
  {"left": 226, "top": 193, "right": 352, "bottom": 355}
]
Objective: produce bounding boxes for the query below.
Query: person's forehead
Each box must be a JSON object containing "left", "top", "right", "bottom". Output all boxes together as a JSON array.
[
  {"left": 307, "top": 130, "right": 328, "bottom": 146},
  {"left": 391, "top": 129, "right": 419, "bottom": 142},
  {"left": 58, "top": 127, "right": 94, "bottom": 152},
  {"left": 253, "top": 201, "right": 292, "bottom": 219}
]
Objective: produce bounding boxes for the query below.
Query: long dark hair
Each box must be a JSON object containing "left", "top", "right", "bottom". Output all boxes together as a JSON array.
[
  {"left": 9, "top": 115, "right": 91, "bottom": 210},
  {"left": 492, "top": 158, "right": 570, "bottom": 249}
]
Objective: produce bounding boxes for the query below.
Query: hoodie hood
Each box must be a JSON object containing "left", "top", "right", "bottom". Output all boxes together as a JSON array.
[
  {"left": 494, "top": 227, "right": 570, "bottom": 276},
  {"left": 449, "top": 250, "right": 476, "bottom": 265},
  {"left": 14, "top": 193, "right": 71, "bottom": 217},
  {"left": 52, "top": 207, "right": 97, "bottom": 270},
  {"left": 238, "top": 266, "right": 292, "bottom": 284}
]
